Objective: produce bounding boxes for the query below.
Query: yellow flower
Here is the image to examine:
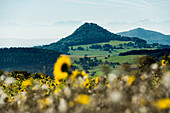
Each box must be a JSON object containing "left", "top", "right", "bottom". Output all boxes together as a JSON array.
[
  {"left": 81, "top": 70, "right": 88, "bottom": 77},
  {"left": 53, "top": 55, "right": 71, "bottom": 82},
  {"left": 47, "top": 76, "right": 50, "bottom": 80},
  {"left": 107, "top": 84, "right": 110, "bottom": 88},
  {"left": 140, "top": 76, "right": 144, "bottom": 79},
  {"left": 46, "top": 81, "right": 50, "bottom": 87},
  {"left": 74, "top": 94, "right": 90, "bottom": 105},
  {"left": 69, "top": 101, "right": 75, "bottom": 108},
  {"left": 21, "top": 79, "right": 32, "bottom": 87},
  {"left": 40, "top": 79, "right": 43, "bottom": 84},
  {"left": 162, "top": 60, "right": 166, "bottom": 66},
  {"left": 83, "top": 78, "right": 90, "bottom": 86},
  {"left": 17, "top": 77, "right": 20, "bottom": 80},
  {"left": 18, "top": 88, "right": 25, "bottom": 93},
  {"left": 54, "top": 88, "right": 61, "bottom": 95},
  {"left": 55, "top": 79, "right": 61, "bottom": 85},
  {"left": 38, "top": 97, "right": 53, "bottom": 109},
  {"left": 70, "top": 69, "right": 79, "bottom": 81},
  {"left": 152, "top": 98, "right": 170, "bottom": 109},
  {"left": 86, "top": 84, "right": 91, "bottom": 89},
  {"left": 127, "top": 75, "right": 135, "bottom": 86},
  {"left": 41, "top": 75, "right": 44, "bottom": 79},
  {"left": 95, "top": 77, "right": 99, "bottom": 84}
]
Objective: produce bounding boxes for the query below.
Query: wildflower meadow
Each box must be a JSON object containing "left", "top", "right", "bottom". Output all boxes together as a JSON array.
[{"left": 0, "top": 55, "right": 170, "bottom": 113}]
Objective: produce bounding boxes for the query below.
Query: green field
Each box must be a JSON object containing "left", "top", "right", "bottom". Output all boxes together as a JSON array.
[
  {"left": 68, "top": 40, "right": 153, "bottom": 56},
  {"left": 69, "top": 40, "right": 133, "bottom": 49},
  {"left": 71, "top": 55, "right": 143, "bottom": 76},
  {"left": 69, "top": 48, "right": 144, "bottom": 56}
]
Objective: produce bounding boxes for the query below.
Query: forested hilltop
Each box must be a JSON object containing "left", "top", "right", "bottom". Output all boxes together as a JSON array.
[
  {"left": 0, "top": 48, "right": 61, "bottom": 76},
  {"left": 36, "top": 23, "right": 147, "bottom": 53}
]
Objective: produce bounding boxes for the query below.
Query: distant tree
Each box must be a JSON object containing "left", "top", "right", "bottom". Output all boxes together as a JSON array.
[
  {"left": 89, "top": 44, "right": 102, "bottom": 49},
  {"left": 77, "top": 46, "right": 84, "bottom": 50},
  {"left": 103, "top": 44, "right": 112, "bottom": 48},
  {"left": 71, "top": 46, "right": 74, "bottom": 50}
]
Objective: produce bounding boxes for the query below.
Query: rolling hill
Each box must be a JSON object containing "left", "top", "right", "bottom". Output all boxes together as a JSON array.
[
  {"left": 37, "top": 23, "right": 147, "bottom": 53},
  {"left": 117, "top": 27, "right": 170, "bottom": 45}
]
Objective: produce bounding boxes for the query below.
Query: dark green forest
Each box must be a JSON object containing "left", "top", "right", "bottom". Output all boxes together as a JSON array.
[
  {"left": 0, "top": 48, "right": 61, "bottom": 76},
  {"left": 119, "top": 48, "right": 170, "bottom": 59}
]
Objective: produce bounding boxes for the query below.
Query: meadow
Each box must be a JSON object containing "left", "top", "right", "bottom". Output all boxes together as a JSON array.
[
  {"left": 68, "top": 40, "right": 156, "bottom": 56},
  {"left": 0, "top": 55, "right": 170, "bottom": 113}
]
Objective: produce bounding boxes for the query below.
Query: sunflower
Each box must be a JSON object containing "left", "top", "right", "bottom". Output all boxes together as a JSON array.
[
  {"left": 53, "top": 55, "right": 71, "bottom": 82},
  {"left": 162, "top": 60, "right": 166, "bottom": 66}
]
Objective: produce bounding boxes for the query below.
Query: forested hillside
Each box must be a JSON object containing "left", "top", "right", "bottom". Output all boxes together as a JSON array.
[
  {"left": 0, "top": 48, "right": 61, "bottom": 76},
  {"left": 119, "top": 48, "right": 170, "bottom": 59}
]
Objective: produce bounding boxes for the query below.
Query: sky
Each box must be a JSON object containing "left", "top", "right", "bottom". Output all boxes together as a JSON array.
[{"left": 0, "top": 0, "right": 170, "bottom": 47}]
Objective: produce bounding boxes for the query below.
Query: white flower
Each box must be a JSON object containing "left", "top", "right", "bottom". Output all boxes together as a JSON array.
[
  {"left": 64, "top": 87, "right": 71, "bottom": 98},
  {"left": 151, "top": 63, "right": 158, "bottom": 70},
  {"left": 140, "top": 85, "right": 147, "bottom": 93},
  {"left": 0, "top": 93, "right": 8, "bottom": 104},
  {"left": 4, "top": 77, "right": 16, "bottom": 85},
  {"left": 108, "top": 73, "right": 117, "bottom": 82},
  {"left": 41, "top": 84, "right": 48, "bottom": 89},
  {"left": 0, "top": 75, "right": 6, "bottom": 81},
  {"left": 0, "top": 87, "right": 4, "bottom": 95},
  {"left": 163, "top": 72, "right": 170, "bottom": 88},
  {"left": 32, "top": 85, "right": 40, "bottom": 90},
  {"left": 109, "top": 91, "right": 122, "bottom": 103},
  {"left": 58, "top": 98, "right": 68, "bottom": 113}
]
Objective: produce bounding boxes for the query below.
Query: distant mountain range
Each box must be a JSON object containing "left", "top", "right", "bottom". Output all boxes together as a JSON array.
[
  {"left": 37, "top": 23, "right": 146, "bottom": 53},
  {"left": 117, "top": 28, "right": 170, "bottom": 45}
]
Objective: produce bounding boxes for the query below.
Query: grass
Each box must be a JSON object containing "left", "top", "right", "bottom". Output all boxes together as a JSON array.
[
  {"left": 68, "top": 40, "right": 155, "bottom": 56},
  {"left": 69, "top": 50, "right": 112, "bottom": 56},
  {"left": 68, "top": 40, "right": 135, "bottom": 56},
  {"left": 107, "top": 55, "right": 143, "bottom": 64},
  {"left": 69, "top": 41, "right": 133, "bottom": 49},
  {"left": 70, "top": 55, "right": 144, "bottom": 76}
]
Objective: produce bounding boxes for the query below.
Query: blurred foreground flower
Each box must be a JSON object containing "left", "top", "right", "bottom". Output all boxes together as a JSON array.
[
  {"left": 162, "top": 60, "right": 166, "bottom": 66},
  {"left": 53, "top": 55, "right": 71, "bottom": 82},
  {"left": 95, "top": 77, "right": 99, "bottom": 84},
  {"left": 163, "top": 72, "right": 170, "bottom": 88},
  {"left": 152, "top": 98, "right": 170, "bottom": 109},
  {"left": 74, "top": 94, "right": 90, "bottom": 105},
  {"left": 58, "top": 98, "right": 68, "bottom": 112},
  {"left": 127, "top": 75, "right": 135, "bottom": 86},
  {"left": 109, "top": 91, "right": 122, "bottom": 103},
  {"left": 38, "top": 97, "right": 53, "bottom": 109},
  {"left": 22, "top": 79, "right": 32, "bottom": 87},
  {"left": 4, "top": 77, "right": 16, "bottom": 85}
]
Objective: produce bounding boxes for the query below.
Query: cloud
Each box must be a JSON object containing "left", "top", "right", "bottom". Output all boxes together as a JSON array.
[
  {"left": 107, "top": 0, "right": 152, "bottom": 7},
  {"left": 65, "top": 0, "right": 111, "bottom": 5},
  {"left": 53, "top": 20, "right": 82, "bottom": 26},
  {"left": 0, "top": 23, "right": 20, "bottom": 27},
  {"left": 65, "top": 0, "right": 152, "bottom": 7},
  {"left": 106, "top": 19, "right": 170, "bottom": 34}
]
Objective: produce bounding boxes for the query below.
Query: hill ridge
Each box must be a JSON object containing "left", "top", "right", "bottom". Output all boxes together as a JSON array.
[
  {"left": 37, "top": 22, "right": 146, "bottom": 53},
  {"left": 117, "top": 27, "right": 170, "bottom": 45}
]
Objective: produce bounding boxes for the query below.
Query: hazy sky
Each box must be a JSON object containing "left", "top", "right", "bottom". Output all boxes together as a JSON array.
[{"left": 0, "top": 0, "right": 170, "bottom": 47}]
